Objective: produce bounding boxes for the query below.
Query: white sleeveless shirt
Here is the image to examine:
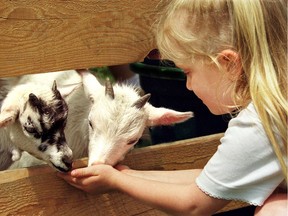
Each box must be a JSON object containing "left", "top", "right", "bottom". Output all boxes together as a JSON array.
[{"left": 196, "top": 103, "right": 286, "bottom": 206}]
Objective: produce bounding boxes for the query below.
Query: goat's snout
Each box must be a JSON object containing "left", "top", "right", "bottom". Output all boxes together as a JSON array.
[{"left": 62, "top": 155, "right": 73, "bottom": 171}]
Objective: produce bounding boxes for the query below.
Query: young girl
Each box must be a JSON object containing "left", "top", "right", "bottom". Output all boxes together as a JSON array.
[{"left": 58, "top": 0, "right": 287, "bottom": 215}]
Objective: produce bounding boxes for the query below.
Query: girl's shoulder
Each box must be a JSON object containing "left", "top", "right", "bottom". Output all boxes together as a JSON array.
[
  {"left": 225, "top": 102, "right": 267, "bottom": 146},
  {"left": 230, "top": 102, "right": 261, "bottom": 126},
  {"left": 196, "top": 103, "right": 284, "bottom": 206}
]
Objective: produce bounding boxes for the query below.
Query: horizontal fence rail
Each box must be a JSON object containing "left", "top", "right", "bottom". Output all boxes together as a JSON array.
[{"left": 0, "top": 134, "right": 247, "bottom": 215}]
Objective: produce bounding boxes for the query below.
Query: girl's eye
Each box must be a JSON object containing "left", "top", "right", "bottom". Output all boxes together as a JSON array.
[{"left": 127, "top": 139, "right": 139, "bottom": 145}]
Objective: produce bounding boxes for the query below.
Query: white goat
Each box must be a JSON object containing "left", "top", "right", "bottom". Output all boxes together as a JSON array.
[
  {"left": 79, "top": 70, "right": 193, "bottom": 166},
  {"left": 3, "top": 69, "right": 193, "bottom": 168},
  {"left": 0, "top": 80, "right": 76, "bottom": 172}
]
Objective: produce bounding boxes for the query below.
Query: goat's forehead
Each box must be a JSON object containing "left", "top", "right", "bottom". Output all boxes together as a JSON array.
[
  {"left": 99, "top": 85, "right": 140, "bottom": 104},
  {"left": 89, "top": 84, "right": 148, "bottom": 127},
  {"left": 28, "top": 92, "right": 67, "bottom": 112},
  {"left": 20, "top": 107, "right": 41, "bottom": 124},
  {"left": 90, "top": 90, "right": 142, "bottom": 117},
  {"left": 90, "top": 101, "right": 145, "bottom": 116},
  {"left": 21, "top": 91, "right": 68, "bottom": 125},
  {"left": 89, "top": 99, "right": 148, "bottom": 134}
]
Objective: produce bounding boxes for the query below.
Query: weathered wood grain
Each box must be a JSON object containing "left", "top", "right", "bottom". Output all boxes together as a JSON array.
[
  {"left": 0, "top": 134, "right": 248, "bottom": 215},
  {"left": 0, "top": 0, "right": 167, "bottom": 77}
]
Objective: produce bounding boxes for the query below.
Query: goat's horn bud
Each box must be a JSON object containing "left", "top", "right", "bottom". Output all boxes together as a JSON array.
[
  {"left": 52, "top": 80, "right": 57, "bottom": 92},
  {"left": 52, "top": 80, "right": 62, "bottom": 99},
  {"left": 132, "top": 94, "right": 151, "bottom": 109},
  {"left": 105, "top": 77, "right": 114, "bottom": 99}
]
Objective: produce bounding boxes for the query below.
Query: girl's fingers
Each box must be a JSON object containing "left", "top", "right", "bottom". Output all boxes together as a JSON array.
[
  {"left": 58, "top": 172, "right": 91, "bottom": 186},
  {"left": 71, "top": 166, "right": 98, "bottom": 177},
  {"left": 57, "top": 167, "right": 99, "bottom": 182}
]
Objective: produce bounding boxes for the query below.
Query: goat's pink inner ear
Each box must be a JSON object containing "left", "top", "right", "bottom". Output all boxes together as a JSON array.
[
  {"left": 149, "top": 113, "right": 192, "bottom": 126},
  {"left": 146, "top": 106, "right": 193, "bottom": 126}
]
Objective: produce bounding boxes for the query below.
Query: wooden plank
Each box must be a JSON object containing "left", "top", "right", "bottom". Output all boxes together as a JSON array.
[
  {"left": 0, "top": 0, "right": 167, "bottom": 77},
  {"left": 0, "top": 134, "right": 248, "bottom": 215}
]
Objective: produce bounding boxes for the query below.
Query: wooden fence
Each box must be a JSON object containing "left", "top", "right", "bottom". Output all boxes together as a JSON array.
[{"left": 0, "top": 1, "right": 247, "bottom": 215}]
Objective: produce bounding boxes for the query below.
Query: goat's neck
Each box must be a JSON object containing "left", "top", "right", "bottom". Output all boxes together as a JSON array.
[{"left": 64, "top": 86, "right": 90, "bottom": 159}]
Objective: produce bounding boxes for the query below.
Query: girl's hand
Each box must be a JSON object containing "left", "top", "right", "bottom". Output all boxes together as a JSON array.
[{"left": 57, "top": 163, "right": 120, "bottom": 194}]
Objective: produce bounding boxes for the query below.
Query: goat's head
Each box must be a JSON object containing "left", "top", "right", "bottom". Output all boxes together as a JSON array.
[
  {"left": 0, "top": 81, "right": 77, "bottom": 172},
  {"left": 80, "top": 71, "right": 193, "bottom": 166}
]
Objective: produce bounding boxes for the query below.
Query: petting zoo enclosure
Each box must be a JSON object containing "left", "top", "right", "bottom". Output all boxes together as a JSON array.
[{"left": 0, "top": 1, "right": 248, "bottom": 215}]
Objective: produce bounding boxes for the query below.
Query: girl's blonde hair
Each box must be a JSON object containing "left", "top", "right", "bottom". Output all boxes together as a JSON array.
[{"left": 156, "top": 0, "right": 287, "bottom": 180}]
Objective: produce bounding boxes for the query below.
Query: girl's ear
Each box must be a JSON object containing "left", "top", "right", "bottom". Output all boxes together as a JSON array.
[{"left": 218, "top": 49, "right": 242, "bottom": 80}]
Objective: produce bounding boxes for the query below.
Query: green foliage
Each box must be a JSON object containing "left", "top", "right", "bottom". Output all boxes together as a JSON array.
[{"left": 89, "top": 67, "right": 115, "bottom": 83}]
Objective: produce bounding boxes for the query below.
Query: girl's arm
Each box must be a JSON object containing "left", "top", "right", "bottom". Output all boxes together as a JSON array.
[
  {"left": 116, "top": 164, "right": 201, "bottom": 184},
  {"left": 58, "top": 164, "right": 229, "bottom": 216},
  {"left": 115, "top": 169, "right": 229, "bottom": 216}
]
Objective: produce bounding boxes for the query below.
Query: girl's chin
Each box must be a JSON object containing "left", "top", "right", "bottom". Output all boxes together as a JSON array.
[
  {"left": 200, "top": 98, "right": 231, "bottom": 115},
  {"left": 207, "top": 105, "right": 230, "bottom": 115}
]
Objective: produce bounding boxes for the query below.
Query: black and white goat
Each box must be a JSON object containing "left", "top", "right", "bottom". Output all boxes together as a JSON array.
[
  {"left": 0, "top": 81, "right": 76, "bottom": 172},
  {"left": 2, "top": 70, "right": 193, "bottom": 169}
]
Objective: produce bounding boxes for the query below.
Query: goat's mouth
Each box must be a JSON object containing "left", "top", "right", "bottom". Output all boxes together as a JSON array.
[{"left": 52, "top": 163, "right": 72, "bottom": 173}]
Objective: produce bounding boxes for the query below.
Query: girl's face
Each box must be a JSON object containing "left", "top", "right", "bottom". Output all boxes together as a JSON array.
[{"left": 176, "top": 60, "right": 235, "bottom": 115}]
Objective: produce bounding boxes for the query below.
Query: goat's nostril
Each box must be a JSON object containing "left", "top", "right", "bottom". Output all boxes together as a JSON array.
[{"left": 62, "top": 155, "right": 73, "bottom": 169}]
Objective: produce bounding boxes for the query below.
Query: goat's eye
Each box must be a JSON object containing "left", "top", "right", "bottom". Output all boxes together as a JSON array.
[
  {"left": 89, "top": 121, "right": 93, "bottom": 129},
  {"left": 42, "top": 107, "right": 53, "bottom": 116},
  {"left": 44, "top": 110, "right": 51, "bottom": 116},
  {"left": 23, "top": 126, "right": 41, "bottom": 139},
  {"left": 127, "top": 139, "right": 139, "bottom": 145},
  {"left": 24, "top": 125, "right": 37, "bottom": 134}
]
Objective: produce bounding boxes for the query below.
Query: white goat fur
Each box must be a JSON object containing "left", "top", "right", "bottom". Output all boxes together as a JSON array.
[
  {"left": 80, "top": 71, "right": 193, "bottom": 166},
  {"left": 4, "top": 70, "right": 193, "bottom": 168}
]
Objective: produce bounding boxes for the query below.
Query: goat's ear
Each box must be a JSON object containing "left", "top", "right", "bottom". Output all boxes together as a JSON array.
[
  {"left": 79, "top": 71, "right": 102, "bottom": 103},
  {"left": 0, "top": 106, "right": 19, "bottom": 128},
  {"left": 57, "top": 82, "right": 81, "bottom": 99},
  {"left": 145, "top": 104, "right": 193, "bottom": 126}
]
